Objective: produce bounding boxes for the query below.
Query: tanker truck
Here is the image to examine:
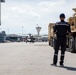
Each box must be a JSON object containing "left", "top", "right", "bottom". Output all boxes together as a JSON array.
[{"left": 48, "top": 8, "right": 76, "bottom": 53}]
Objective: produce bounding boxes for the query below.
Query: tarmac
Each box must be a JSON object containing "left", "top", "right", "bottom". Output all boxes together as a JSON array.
[{"left": 0, "top": 42, "right": 76, "bottom": 75}]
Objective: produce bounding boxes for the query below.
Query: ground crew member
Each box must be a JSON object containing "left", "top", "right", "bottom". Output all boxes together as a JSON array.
[{"left": 52, "top": 13, "right": 71, "bottom": 66}]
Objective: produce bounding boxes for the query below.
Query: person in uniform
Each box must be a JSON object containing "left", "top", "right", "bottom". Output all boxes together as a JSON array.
[{"left": 52, "top": 13, "right": 71, "bottom": 66}]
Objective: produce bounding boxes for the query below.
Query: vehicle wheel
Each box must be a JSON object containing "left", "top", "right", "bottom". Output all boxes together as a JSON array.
[
  {"left": 49, "top": 41, "right": 51, "bottom": 46},
  {"left": 49, "top": 39, "right": 53, "bottom": 46},
  {"left": 74, "top": 37, "right": 76, "bottom": 53},
  {"left": 69, "top": 36, "right": 75, "bottom": 53}
]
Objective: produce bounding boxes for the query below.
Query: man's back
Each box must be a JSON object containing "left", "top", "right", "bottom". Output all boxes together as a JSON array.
[{"left": 54, "top": 21, "right": 71, "bottom": 38}]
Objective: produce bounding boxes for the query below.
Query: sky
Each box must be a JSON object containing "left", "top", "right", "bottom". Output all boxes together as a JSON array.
[{"left": 1, "top": 0, "right": 76, "bottom": 35}]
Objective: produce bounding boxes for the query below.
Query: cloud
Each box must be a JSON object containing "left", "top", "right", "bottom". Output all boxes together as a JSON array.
[{"left": 1, "top": 0, "right": 76, "bottom": 34}]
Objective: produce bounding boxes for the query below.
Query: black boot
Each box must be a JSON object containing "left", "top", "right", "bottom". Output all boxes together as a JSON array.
[
  {"left": 53, "top": 55, "right": 58, "bottom": 65},
  {"left": 60, "top": 56, "right": 64, "bottom": 66}
]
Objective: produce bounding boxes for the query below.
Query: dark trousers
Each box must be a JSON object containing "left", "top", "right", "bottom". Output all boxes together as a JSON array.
[{"left": 53, "top": 38, "right": 66, "bottom": 64}]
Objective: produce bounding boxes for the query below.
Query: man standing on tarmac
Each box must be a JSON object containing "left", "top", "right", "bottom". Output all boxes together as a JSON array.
[{"left": 51, "top": 13, "right": 71, "bottom": 66}]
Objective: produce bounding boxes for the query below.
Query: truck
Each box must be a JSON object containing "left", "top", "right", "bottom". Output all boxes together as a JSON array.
[{"left": 48, "top": 8, "right": 76, "bottom": 53}]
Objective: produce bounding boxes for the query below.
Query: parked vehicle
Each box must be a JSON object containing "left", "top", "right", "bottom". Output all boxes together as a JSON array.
[{"left": 48, "top": 8, "right": 76, "bottom": 53}]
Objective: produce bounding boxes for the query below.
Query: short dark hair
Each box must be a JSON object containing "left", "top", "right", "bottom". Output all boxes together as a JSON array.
[{"left": 59, "top": 13, "right": 65, "bottom": 18}]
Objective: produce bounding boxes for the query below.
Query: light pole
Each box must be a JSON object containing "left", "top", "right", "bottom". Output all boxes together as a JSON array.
[
  {"left": 22, "top": 26, "right": 24, "bottom": 36},
  {"left": 0, "top": 0, "right": 5, "bottom": 25}
]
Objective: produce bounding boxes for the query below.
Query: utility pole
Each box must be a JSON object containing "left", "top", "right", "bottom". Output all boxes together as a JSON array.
[{"left": 0, "top": 0, "right": 5, "bottom": 25}]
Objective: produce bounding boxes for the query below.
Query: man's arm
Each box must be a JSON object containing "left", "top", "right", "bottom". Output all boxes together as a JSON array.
[
  {"left": 67, "top": 24, "right": 71, "bottom": 35},
  {"left": 53, "top": 24, "right": 57, "bottom": 34}
]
